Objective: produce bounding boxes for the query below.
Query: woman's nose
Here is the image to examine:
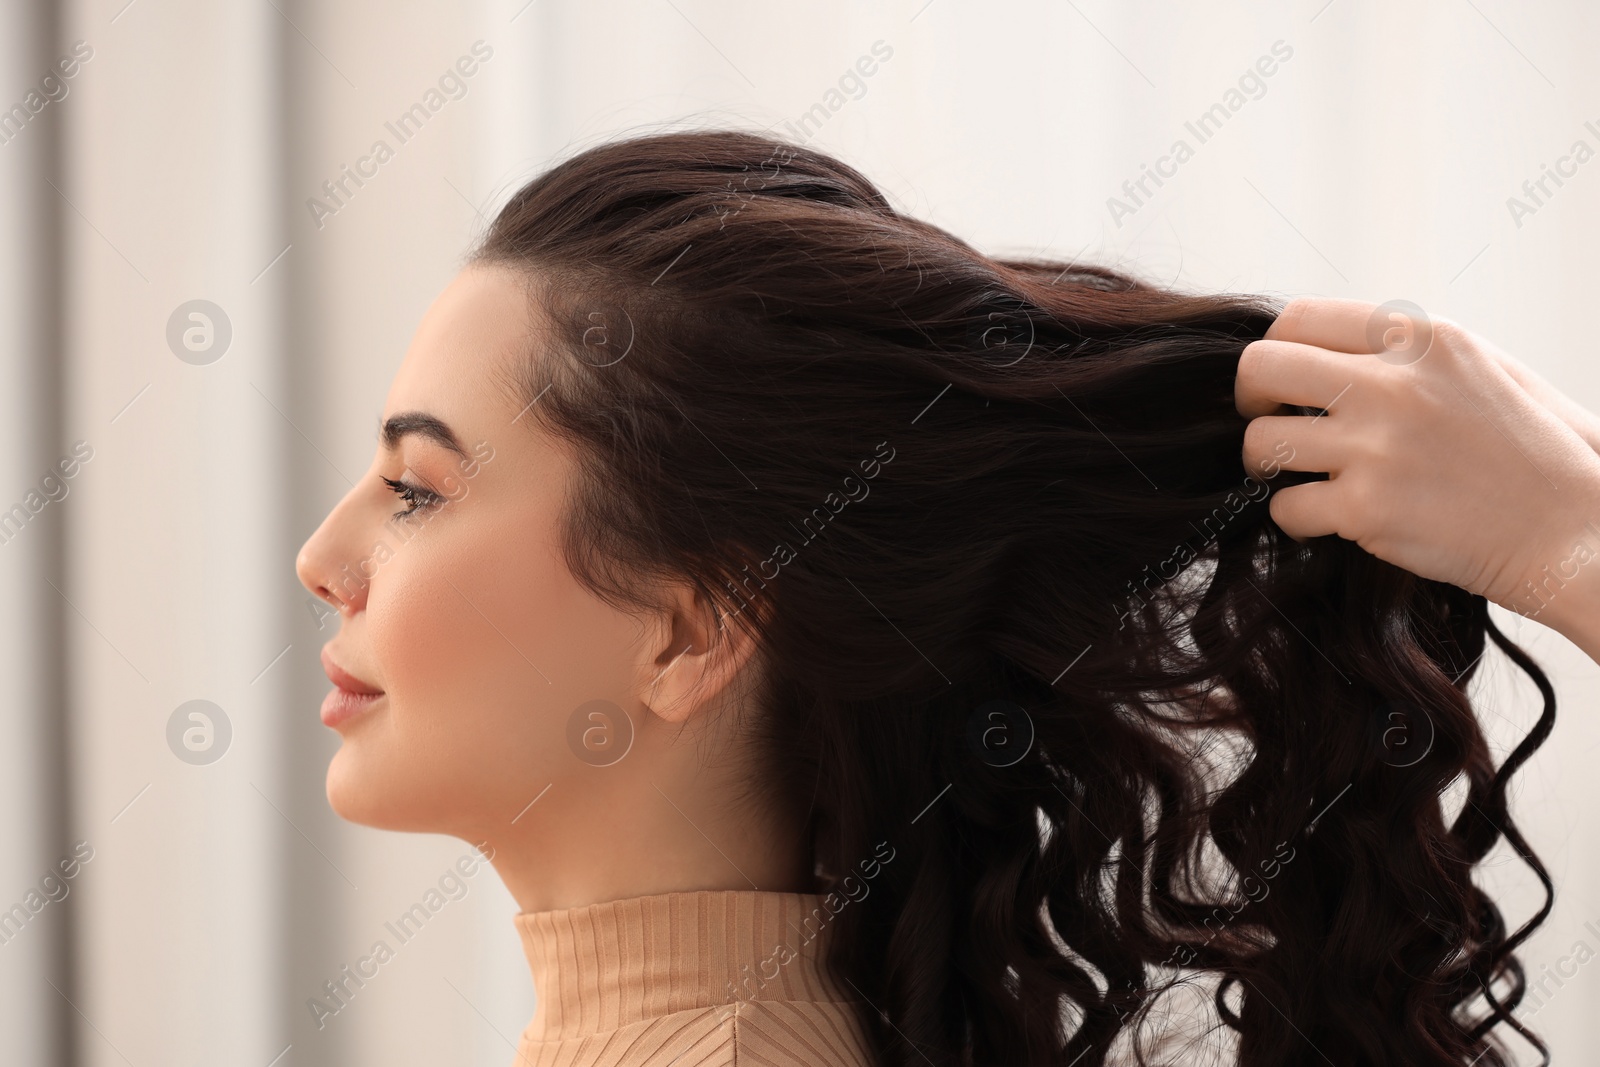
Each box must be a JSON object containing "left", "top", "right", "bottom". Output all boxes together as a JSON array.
[{"left": 295, "top": 487, "right": 372, "bottom": 617}]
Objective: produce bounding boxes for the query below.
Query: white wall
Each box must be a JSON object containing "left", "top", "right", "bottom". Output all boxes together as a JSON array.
[{"left": 1, "top": 0, "right": 1596, "bottom": 1064}]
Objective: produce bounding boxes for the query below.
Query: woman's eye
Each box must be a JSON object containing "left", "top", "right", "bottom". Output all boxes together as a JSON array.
[{"left": 380, "top": 475, "right": 442, "bottom": 519}]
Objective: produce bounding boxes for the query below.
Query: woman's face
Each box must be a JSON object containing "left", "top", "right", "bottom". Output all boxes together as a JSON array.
[{"left": 294, "top": 264, "right": 664, "bottom": 842}]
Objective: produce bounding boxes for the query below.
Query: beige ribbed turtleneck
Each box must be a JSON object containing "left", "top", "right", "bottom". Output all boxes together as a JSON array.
[{"left": 511, "top": 889, "right": 877, "bottom": 1067}]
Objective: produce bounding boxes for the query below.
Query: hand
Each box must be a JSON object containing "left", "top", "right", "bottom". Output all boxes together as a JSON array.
[
  {"left": 1481, "top": 334, "right": 1600, "bottom": 456},
  {"left": 1235, "top": 296, "right": 1600, "bottom": 641},
  {"left": 1243, "top": 298, "right": 1600, "bottom": 455}
]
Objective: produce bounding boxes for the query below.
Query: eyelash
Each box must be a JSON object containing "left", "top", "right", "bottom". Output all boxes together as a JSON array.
[{"left": 381, "top": 475, "right": 443, "bottom": 520}]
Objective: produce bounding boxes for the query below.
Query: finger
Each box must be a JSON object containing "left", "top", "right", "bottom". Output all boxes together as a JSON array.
[
  {"left": 1236, "top": 338, "right": 1372, "bottom": 418},
  {"left": 1265, "top": 296, "right": 1384, "bottom": 352},
  {"left": 1267, "top": 295, "right": 1439, "bottom": 368},
  {"left": 1242, "top": 414, "right": 1352, "bottom": 478},
  {"left": 1265, "top": 479, "right": 1346, "bottom": 542}
]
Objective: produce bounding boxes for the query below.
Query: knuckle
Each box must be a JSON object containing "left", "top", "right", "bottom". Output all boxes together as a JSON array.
[
  {"left": 1241, "top": 414, "right": 1275, "bottom": 455},
  {"left": 1269, "top": 298, "right": 1313, "bottom": 337},
  {"left": 1238, "top": 338, "right": 1270, "bottom": 379},
  {"left": 1425, "top": 314, "right": 1468, "bottom": 354},
  {"left": 1354, "top": 423, "right": 1394, "bottom": 463},
  {"left": 1268, "top": 485, "right": 1305, "bottom": 534}
]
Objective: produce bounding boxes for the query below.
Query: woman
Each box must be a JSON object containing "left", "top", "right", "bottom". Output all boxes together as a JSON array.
[{"left": 295, "top": 128, "right": 1600, "bottom": 1067}]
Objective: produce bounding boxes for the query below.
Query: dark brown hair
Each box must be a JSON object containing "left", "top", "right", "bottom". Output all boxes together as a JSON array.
[{"left": 472, "top": 128, "right": 1554, "bottom": 1067}]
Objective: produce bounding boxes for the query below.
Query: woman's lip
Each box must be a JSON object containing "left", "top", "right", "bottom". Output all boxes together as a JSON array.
[
  {"left": 320, "top": 645, "right": 384, "bottom": 695},
  {"left": 321, "top": 687, "right": 385, "bottom": 729}
]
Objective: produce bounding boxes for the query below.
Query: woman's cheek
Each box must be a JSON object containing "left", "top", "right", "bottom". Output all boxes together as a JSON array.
[
  {"left": 372, "top": 525, "right": 564, "bottom": 736},
  {"left": 352, "top": 542, "right": 528, "bottom": 821},
  {"left": 364, "top": 537, "right": 491, "bottom": 732}
]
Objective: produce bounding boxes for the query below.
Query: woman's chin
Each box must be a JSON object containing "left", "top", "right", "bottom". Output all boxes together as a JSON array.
[
  {"left": 323, "top": 745, "right": 468, "bottom": 834},
  {"left": 324, "top": 747, "right": 377, "bottom": 826},
  {"left": 325, "top": 746, "right": 416, "bottom": 830}
]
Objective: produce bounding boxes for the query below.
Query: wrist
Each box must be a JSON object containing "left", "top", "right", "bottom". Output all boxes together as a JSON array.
[{"left": 1506, "top": 517, "right": 1600, "bottom": 661}]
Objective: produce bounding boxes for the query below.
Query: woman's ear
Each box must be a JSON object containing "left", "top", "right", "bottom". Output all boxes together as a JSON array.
[{"left": 637, "top": 580, "right": 761, "bottom": 724}]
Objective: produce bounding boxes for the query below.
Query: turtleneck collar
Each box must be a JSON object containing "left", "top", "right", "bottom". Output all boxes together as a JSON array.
[{"left": 512, "top": 889, "right": 855, "bottom": 1043}]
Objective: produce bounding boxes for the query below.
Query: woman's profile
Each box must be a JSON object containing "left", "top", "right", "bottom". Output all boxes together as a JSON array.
[{"left": 295, "top": 128, "right": 1600, "bottom": 1067}]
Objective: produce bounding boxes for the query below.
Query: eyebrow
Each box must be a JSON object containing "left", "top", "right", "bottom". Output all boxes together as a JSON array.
[{"left": 379, "top": 411, "right": 470, "bottom": 459}]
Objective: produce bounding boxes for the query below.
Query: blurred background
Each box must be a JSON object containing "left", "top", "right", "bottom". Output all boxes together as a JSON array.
[{"left": 3, "top": 0, "right": 1599, "bottom": 1064}]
